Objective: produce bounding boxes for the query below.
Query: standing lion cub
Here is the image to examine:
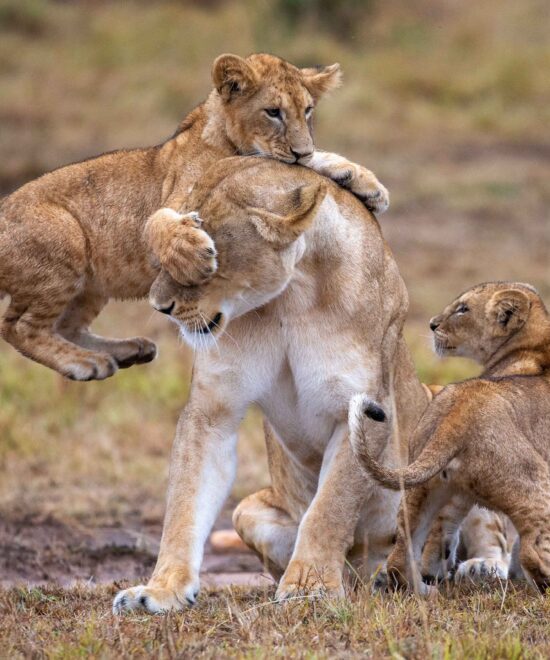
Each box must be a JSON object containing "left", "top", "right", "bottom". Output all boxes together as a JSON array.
[
  {"left": 349, "top": 281, "right": 550, "bottom": 593},
  {"left": 0, "top": 53, "right": 388, "bottom": 380}
]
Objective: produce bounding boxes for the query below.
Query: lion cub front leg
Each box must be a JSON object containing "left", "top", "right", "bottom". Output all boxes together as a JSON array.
[
  {"left": 302, "top": 150, "right": 389, "bottom": 214},
  {"left": 145, "top": 209, "right": 217, "bottom": 286},
  {"left": 56, "top": 290, "right": 157, "bottom": 369}
]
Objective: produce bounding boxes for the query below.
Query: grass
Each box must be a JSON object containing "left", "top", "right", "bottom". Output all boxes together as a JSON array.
[
  {"left": 1, "top": 582, "right": 550, "bottom": 658},
  {"left": 1, "top": 0, "right": 549, "bottom": 656}
]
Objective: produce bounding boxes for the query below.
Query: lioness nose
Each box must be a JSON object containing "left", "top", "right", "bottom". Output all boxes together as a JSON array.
[
  {"left": 156, "top": 301, "right": 175, "bottom": 315},
  {"left": 291, "top": 148, "right": 313, "bottom": 161},
  {"left": 429, "top": 318, "right": 440, "bottom": 331}
]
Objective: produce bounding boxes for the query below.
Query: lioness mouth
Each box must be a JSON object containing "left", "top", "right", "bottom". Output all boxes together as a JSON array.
[{"left": 197, "top": 312, "right": 223, "bottom": 334}]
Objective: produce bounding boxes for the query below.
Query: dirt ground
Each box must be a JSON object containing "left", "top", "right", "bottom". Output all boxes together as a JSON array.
[{"left": 0, "top": 507, "right": 266, "bottom": 590}]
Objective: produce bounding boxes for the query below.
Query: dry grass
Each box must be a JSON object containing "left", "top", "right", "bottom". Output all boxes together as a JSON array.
[
  {"left": 1, "top": 0, "right": 549, "bottom": 656},
  {"left": 2, "top": 582, "right": 550, "bottom": 658}
]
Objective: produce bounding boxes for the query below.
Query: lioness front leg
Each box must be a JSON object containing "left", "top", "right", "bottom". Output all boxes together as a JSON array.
[
  {"left": 113, "top": 394, "right": 243, "bottom": 614},
  {"left": 302, "top": 150, "right": 389, "bottom": 214},
  {"left": 276, "top": 425, "right": 366, "bottom": 601}
]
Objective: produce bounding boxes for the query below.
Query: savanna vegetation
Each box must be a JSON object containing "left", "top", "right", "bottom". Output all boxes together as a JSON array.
[{"left": 0, "top": 0, "right": 549, "bottom": 656}]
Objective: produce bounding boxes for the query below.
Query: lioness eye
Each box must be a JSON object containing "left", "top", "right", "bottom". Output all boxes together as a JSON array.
[
  {"left": 456, "top": 304, "right": 469, "bottom": 315},
  {"left": 265, "top": 108, "right": 282, "bottom": 119},
  {"left": 305, "top": 105, "right": 314, "bottom": 116}
]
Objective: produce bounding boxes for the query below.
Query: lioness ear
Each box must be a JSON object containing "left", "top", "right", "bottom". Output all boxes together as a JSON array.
[
  {"left": 249, "top": 182, "right": 327, "bottom": 246},
  {"left": 487, "top": 289, "right": 531, "bottom": 336},
  {"left": 212, "top": 54, "right": 258, "bottom": 101},
  {"left": 301, "top": 63, "right": 342, "bottom": 100}
]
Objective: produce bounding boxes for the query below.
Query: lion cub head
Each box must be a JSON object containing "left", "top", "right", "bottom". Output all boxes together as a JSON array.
[
  {"left": 149, "top": 159, "right": 327, "bottom": 349},
  {"left": 429, "top": 281, "right": 546, "bottom": 365},
  {"left": 210, "top": 53, "right": 341, "bottom": 163}
]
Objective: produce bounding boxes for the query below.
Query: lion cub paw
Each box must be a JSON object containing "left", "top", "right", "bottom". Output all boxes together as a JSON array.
[
  {"left": 113, "top": 582, "right": 199, "bottom": 615},
  {"left": 147, "top": 209, "right": 218, "bottom": 286},
  {"left": 454, "top": 557, "right": 509, "bottom": 583},
  {"left": 63, "top": 353, "right": 118, "bottom": 381},
  {"left": 342, "top": 167, "right": 390, "bottom": 215},
  {"left": 112, "top": 337, "right": 157, "bottom": 368}
]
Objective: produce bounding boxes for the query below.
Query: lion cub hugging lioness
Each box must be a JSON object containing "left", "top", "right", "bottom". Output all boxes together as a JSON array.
[
  {"left": 350, "top": 281, "right": 550, "bottom": 593},
  {"left": 0, "top": 53, "right": 389, "bottom": 381}
]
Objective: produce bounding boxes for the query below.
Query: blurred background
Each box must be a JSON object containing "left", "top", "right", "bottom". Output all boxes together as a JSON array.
[{"left": 0, "top": 0, "right": 548, "bottom": 584}]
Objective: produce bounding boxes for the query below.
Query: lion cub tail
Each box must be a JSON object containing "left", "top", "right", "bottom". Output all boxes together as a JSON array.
[{"left": 348, "top": 393, "right": 460, "bottom": 490}]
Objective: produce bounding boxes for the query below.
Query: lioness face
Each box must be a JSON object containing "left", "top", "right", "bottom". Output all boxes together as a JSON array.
[
  {"left": 150, "top": 176, "right": 327, "bottom": 350},
  {"left": 212, "top": 53, "right": 341, "bottom": 164},
  {"left": 429, "top": 282, "right": 534, "bottom": 363}
]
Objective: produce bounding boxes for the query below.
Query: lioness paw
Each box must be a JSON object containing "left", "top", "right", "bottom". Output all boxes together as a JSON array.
[
  {"left": 454, "top": 557, "right": 509, "bottom": 584},
  {"left": 276, "top": 559, "right": 344, "bottom": 602},
  {"left": 147, "top": 209, "right": 217, "bottom": 287},
  {"left": 113, "top": 582, "right": 199, "bottom": 615}
]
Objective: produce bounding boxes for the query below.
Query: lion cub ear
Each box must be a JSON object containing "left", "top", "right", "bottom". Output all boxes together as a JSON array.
[
  {"left": 212, "top": 54, "right": 258, "bottom": 101},
  {"left": 487, "top": 289, "right": 531, "bottom": 336},
  {"left": 301, "top": 64, "right": 342, "bottom": 100},
  {"left": 249, "top": 182, "right": 327, "bottom": 246}
]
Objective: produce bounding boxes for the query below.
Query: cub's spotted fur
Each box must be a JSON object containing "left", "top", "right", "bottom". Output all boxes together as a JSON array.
[
  {"left": 0, "top": 53, "right": 388, "bottom": 380},
  {"left": 350, "top": 282, "right": 550, "bottom": 593}
]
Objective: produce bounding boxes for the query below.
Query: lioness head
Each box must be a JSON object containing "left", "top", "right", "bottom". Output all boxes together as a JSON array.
[
  {"left": 429, "top": 281, "right": 544, "bottom": 363},
  {"left": 149, "top": 159, "right": 327, "bottom": 349},
  {"left": 211, "top": 53, "right": 341, "bottom": 163}
]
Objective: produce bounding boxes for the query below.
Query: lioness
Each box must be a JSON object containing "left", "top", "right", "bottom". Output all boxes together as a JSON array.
[
  {"left": 349, "top": 282, "right": 550, "bottom": 593},
  {"left": 113, "top": 158, "right": 506, "bottom": 614},
  {"left": 0, "top": 53, "right": 388, "bottom": 380}
]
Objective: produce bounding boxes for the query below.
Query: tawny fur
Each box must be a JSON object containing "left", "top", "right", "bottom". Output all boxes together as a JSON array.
[
  {"left": 350, "top": 282, "right": 550, "bottom": 592},
  {"left": 112, "top": 156, "right": 425, "bottom": 614},
  {"left": 0, "top": 53, "right": 388, "bottom": 381}
]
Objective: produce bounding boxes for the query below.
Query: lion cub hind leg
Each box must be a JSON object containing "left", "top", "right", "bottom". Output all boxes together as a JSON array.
[
  {"left": 2, "top": 296, "right": 118, "bottom": 381},
  {"left": 454, "top": 506, "right": 511, "bottom": 584},
  {"left": 421, "top": 493, "right": 474, "bottom": 583},
  {"left": 233, "top": 488, "right": 298, "bottom": 581},
  {"left": 387, "top": 481, "right": 454, "bottom": 596},
  {"left": 56, "top": 291, "right": 157, "bottom": 369},
  {"left": 510, "top": 495, "right": 550, "bottom": 593}
]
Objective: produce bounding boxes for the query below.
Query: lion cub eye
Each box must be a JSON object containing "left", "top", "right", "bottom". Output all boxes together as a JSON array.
[
  {"left": 455, "top": 303, "right": 469, "bottom": 315},
  {"left": 305, "top": 105, "right": 314, "bottom": 117},
  {"left": 265, "top": 108, "right": 282, "bottom": 119}
]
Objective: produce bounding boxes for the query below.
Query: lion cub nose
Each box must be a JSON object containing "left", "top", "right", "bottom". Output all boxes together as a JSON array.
[
  {"left": 291, "top": 148, "right": 313, "bottom": 161},
  {"left": 429, "top": 319, "right": 440, "bottom": 331}
]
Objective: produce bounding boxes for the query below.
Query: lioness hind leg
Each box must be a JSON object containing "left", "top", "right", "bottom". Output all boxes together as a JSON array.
[
  {"left": 233, "top": 488, "right": 298, "bottom": 581},
  {"left": 56, "top": 290, "right": 157, "bottom": 369},
  {"left": 2, "top": 297, "right": 117, "bottom": 381}
]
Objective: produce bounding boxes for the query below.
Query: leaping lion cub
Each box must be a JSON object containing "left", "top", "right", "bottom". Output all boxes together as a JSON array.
[
  {"left": 350, "top": 282, "right": 550, "bottom": 593},
  {"left": 0, "top": 53, "right": 388, "bottom": 380}
]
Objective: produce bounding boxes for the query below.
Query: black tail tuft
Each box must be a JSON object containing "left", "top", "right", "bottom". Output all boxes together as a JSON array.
[{"left": 363, "top": 401, "right": 386, "bottom": 422}]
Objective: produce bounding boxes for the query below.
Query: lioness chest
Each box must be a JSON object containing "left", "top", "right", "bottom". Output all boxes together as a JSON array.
[{"left": 253, "top": 318, "right": 374, "bottom": 465}]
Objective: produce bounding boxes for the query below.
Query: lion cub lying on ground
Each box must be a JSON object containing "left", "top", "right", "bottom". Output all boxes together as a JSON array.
[
  {"left": 0, "top": 53, "right": 387, "bottom": 381},
  {"left": 350, "top": 281, "right": 550, "bottom": 593}
]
